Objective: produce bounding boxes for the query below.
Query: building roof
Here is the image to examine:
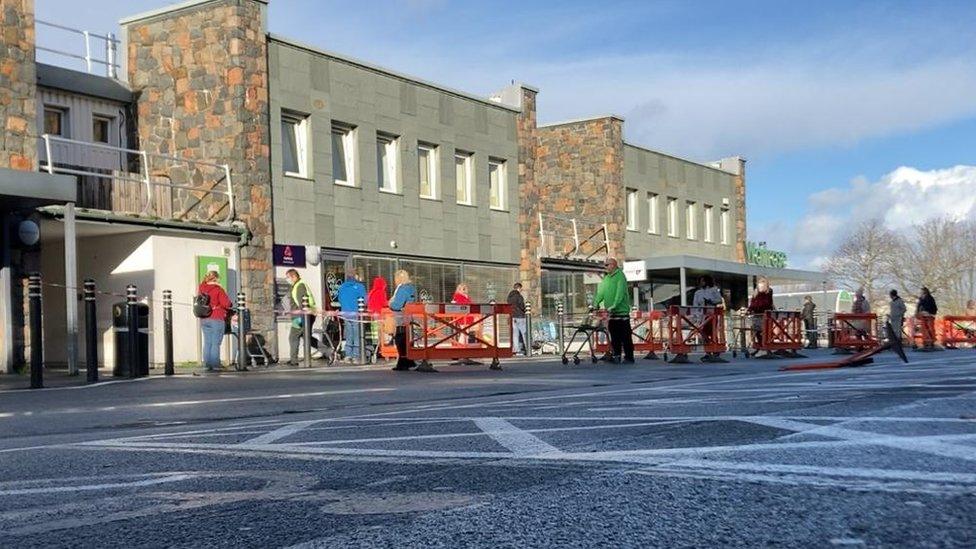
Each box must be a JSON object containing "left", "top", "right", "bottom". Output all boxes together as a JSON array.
[
  {"left": 36, "top": 63, "right": 133, "bottom": 103},
  {"left": 624, "top": 142, "right": 739, "bottom": 176},
  {"left": 639, "top": 255, "right": 827, "bottom": 284}
]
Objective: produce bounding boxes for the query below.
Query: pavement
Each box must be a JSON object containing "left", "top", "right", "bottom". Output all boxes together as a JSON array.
[{"left": 1, "top": 349, "right": 975, "bottom": 547}]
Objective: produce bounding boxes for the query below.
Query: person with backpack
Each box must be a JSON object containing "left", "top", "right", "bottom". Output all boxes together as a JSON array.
[{"left": 196, "top": 270, "right": 233, "bottom": 371}]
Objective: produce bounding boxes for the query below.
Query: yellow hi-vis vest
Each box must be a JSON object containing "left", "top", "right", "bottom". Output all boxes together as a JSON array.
[{"left": 291, "top": 279, "right": 315, "bottom": 309}]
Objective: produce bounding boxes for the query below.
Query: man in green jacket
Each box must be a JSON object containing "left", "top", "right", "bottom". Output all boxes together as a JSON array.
[{"left": 592, "top": 257, "right": 634, "bottom": 363}]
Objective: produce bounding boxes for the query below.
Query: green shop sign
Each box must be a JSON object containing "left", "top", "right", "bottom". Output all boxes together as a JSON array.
[{"left": 746, "top": 241, "right": 787, "bottom": 269}]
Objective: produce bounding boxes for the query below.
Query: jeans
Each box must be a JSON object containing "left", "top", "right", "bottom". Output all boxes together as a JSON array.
[
  {"left": 289, "top": 315, "right": 318, "bottom": 363},
  {"left": 512, "top": 317, "right": 528, "bottom": 355},
  {"left": 344, "top": 315, "right": 361, "bottom": 361},
  {"left": 607, "top": 317, "right": 634, "bottom": 361},
  {"left": 201, "top": 318, "right": 225, "bottom": 370}
]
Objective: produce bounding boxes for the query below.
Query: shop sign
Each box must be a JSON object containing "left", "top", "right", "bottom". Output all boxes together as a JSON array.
[
  {"left": 746, "top": 241, "right": 787, "bottom": 269},
  {"left": 623, "top": 260, "right": 647, "bottom": 282},
  {"left": 273, "top": 244, "right": 306, "bottom": 267},
  {"left": 196, "top": 255, "right": 228, "bottom": 288}
]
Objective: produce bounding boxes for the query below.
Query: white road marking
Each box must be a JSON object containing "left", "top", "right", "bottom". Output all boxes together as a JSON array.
[
  {"left": 0, "top": 473, "right": 195, "bottom": 496},
  {"left": 239, "top": 420, "right": 325, "bottom": 446}
]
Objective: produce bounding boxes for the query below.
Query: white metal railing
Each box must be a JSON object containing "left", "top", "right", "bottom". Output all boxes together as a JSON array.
[
  {"left": 35, "top": 20, "right": 120, "bottom": 78},
  {"left": 538, "top": 213, "right": 610, "bottom": 262},
  {"left": 40, "top": 134, "right": 235, "bottom": 224}
]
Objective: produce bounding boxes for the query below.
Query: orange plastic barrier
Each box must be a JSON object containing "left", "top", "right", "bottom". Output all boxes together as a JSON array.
[
  {"left": 908, "top": 315, "right": 939, "bottom": 349},
  {"left": 404, "top": 302, "right": 513, "bottom": 370},
  {"left": 756, "top": 311, "right": 805, "bottom": 356},
  {"left": 832, "top": 313, "right": 878, "bottom": 351},
  {"left": 376, "top": 309, "right": 399, "bottom": 359},
  {"left": 941, "top": 316, "right": 976, "bottom": 348},
  {"left": 593, "top": 310, "right": 667, "bottom": 360},
  {"left": 667, "top": 305, "right": 726, "bottom": 362}
]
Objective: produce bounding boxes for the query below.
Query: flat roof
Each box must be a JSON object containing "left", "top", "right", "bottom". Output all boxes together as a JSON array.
[
  {"left": 624, "top": 142, "right": 738, "bottom": 176},
  {"left": 0, "top": 167, "right": 76, "bottom": 205},
  {"left": 36, "top": 63, "right": 133, "bottom": 103},
  {"left": 539, "top": 114, "right": 626, "bottom": 128},
  {"left": 638, "top": 255, "right": 826, "bottom": 283},
  {"left": 269, "top": 34, "right": 520, "bottom": 114}
]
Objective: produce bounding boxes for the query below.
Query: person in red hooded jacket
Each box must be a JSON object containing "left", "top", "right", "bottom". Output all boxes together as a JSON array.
[
  {"left": 367, "top": 276, "right": 389, "bottom": 314},
  {"left": 198, "top": 270, "right": 233, "bottom": 371}
]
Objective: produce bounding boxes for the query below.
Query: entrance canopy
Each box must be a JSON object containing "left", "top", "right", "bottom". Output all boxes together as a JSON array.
[{"left": 640, "top": 255, "right": 826, "bottom": 285}]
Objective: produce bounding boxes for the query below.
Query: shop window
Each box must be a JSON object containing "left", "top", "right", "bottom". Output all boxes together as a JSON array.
[
  {"left": 281, "top": 111, "right": 308, "bottom": 177},
  {"left": 332, "top": 121, "right": 357, "bottom": 186},
  {"left": 626, "top": 188, "right": 639, "bottom": 231},
  {"left": 455, "top": 150, "right": 473, "bottom": 205},
  {"left": 489, "top": 158, "right": 506, "bottom": 210},
  {"left": 463, "top": 264, "right": 516, "bottom": 303},
  {"left": 418, "top": 142, "right": 439, "bottom": 199},
  {"left": 399, "top": 259, "right": 460, "bottom": 303}
]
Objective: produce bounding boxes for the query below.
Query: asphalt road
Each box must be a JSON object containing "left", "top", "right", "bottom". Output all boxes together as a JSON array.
[{"left": 1, "top": 350, "right": 975, "bottom": 548}]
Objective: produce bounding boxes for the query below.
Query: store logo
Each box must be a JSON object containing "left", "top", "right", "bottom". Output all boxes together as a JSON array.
[{"left": 746, "top": 241, "right": 787, "bottom": 269}]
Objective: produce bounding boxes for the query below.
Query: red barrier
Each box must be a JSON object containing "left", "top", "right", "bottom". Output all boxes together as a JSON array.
[
  {"left": 667, "top": 305, "right": 726, "bottom": 363},
  {"left": 404, "top": 302, "right": 513, "bottom": 371},
  {"left": 755, "top": 311, "right": 805, "bottom": 358},
  {"left": 593, "top": 309, "right": 667, "bottom": 360},
  {"left": 940, "top": 316, "right": 975, "bottom": 349},
  {"left": 909, "top": 314, "right": 939, "bottom": 350},
  {"left": 832, "top": 313, "right": 878, "bottom": 351}
]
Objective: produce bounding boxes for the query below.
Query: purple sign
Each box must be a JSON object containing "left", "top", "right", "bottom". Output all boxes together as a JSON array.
[{"left": 273, "top": 244, "right": 306, "bottom": 268}]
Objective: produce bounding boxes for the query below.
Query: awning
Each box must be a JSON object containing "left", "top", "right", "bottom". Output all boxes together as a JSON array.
[{"left": 639, "top": 255, "right": 826, "bottom": 284}]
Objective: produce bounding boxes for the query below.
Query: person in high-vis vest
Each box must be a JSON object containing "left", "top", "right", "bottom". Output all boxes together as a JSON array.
[{"left": 286, "top": 268, "right": 322, "bottom": 365}]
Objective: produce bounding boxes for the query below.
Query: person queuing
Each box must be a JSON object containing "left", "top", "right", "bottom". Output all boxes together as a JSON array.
[
  {"left": 592, "top": 257, "right": 634, "bottom": 364},
  {"left": 451, "top": 283, "right": 474, "bottom": 345},
  {"left": 852, "top": 288, "right": 870, "bottom": 314},
  {"left": 507, "top": 282, "right": 529, "bottom": 357},
  {"left": 747, "top": 275, "right": 775, "bottom": 352},
  {"left": 336, "top": 266, "right": 367, "bottom": 363},
  {"left": 801, "top": 295, "right": 817, "bottom": 348},
  {"left": 285, "top": 268, "right": 322, "bottom": 365},
  {"left": 692, "top": 275, "right": 724, "bottom": 361},
  {"left": 389, "top": 269, "right": 418, "bottom": 371},
  {"left": 965, "top": 299, "right": 976, "bottom": 318},
  {"left": 889, "top": 289, "right": 906, "bottom": 343},
  {"left": 916, "top": 286, "right": 938, "bottom": 350},
  {"left": 197, "top": 270, "right": 233, "bottom": 372},
  {"left": 367, "top": 276, "right": 391, "bottom": 348}
]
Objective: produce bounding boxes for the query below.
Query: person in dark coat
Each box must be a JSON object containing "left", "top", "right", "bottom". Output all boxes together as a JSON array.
[
  {"left": 747, "top": 276, "right": 775, "bottom": 350},
  {"left": 801, "top": 295, "right": 817, "bottom": 348},
  {"left": 507, "top": 283, "right": 528, "bottom": 356},
  {"left": 915, "top": 287, "right": 938, "bottom": 349}
]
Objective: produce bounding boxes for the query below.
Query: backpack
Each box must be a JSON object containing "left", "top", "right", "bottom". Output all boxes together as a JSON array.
[{"left": 193, "top": 292, "right": 212, "bottom": 318}]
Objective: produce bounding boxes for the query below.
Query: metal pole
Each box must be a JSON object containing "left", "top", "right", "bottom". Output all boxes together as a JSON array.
[
  {"left": 163, "top": 290, "right": 174, "bottom": 376},
  {"left": 84, "top": 279, "right": 98, "bottom": 383},
  {"left": 125, "top": 285, "right": 138, "bottom": 378},
  {"left": 357, "top": 296, "right": 366, "bottom": 364},
  {"left": 302, "top": 295, "right": 312, "bottom": 368},
  {"left": 29, "top": 273, "right": 43, "bottom": 389},
  {"left": 557, "top": 301, "right": 565, "bottom": 355},
  {"left": 105, "top": 32, "right": 117, "bottom": 78},
  {"left": 64, "top": 202, "right": 79, "bottom": 376},
  {"left": 525, "top": 300, "right": 533, "bottom": 357},
  {"left": 679, "top": 267, "right": 688, "bottom": 306},
  {"left": 236, "top": 291, "right": 247, "bottom": 371}
]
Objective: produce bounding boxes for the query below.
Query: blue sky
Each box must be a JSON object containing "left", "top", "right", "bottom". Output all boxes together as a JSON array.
[{"left": 36, "top": 0, "right": 976, "bottom": 267}]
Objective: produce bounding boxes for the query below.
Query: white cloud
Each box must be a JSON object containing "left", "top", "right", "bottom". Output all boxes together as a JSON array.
[{"left": 790, "top": 165, "right": 976, "bottom": 267}]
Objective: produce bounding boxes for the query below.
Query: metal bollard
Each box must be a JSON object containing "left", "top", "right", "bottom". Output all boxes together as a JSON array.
[
  {"left": 84, "top": 279, "right": 98, "bottom": 383},
  {"left": 357, "top": 296, "right": 366, "bottom": 364},
  {"left": 162, "top": 290, "right": 174, "bottom": 376},
  {"left": 302, "top": 295, "right": 312, "bottom": 368},
  {"left": 28, "top": 273, "right": 43, "bottom": 389},
  {"left": 125, "top": 285, "right": 139, "bottom": 379},
  {"left": 236, "top": 292, "right": 247, "bottom": 371},
  {"left": 556, "top": 301, "right": 565, "bottom": 355},
  {"left": 525, "top": 300, "right": 533, "bottom": 357}
]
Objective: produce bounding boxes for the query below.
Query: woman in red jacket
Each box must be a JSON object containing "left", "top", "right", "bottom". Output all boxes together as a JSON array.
[
  {"left": 198, "top": 270, "right": 233, "bottom": 371},
  {"left": 747, "top": 275, "right": 775, "bottom": 350}
]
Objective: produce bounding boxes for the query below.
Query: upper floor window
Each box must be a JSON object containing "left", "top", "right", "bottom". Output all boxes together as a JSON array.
[
  {"left": 647, "top": 193, "right": 659, "bottom": 234},
  {"left": 686, "top": 201, "right": 697, "bottom": 240},
  {"left": 455, "top": 151, "right": 473, "bottom": 205},
  {"left": 666, "top": 197, "right": 678, "bottom": 237},
  {"left": 703, "top": 204, "right": 714, "bottom": 242},
  {"left": 281, "top": 111, "right": 308, "bottom": 177},
  {"left": 418, "top": 142, "right": 439, "bottom": 199},
  {"left": 489, "top": 158, "right": 507, "bottom": 210},
  {"left": 377, "top": 132, "right": 399, "bottom": 193},
  {"left": 44, "top": 106, "right": 67, "bottom": 137},
  {"left": 626, "top": 188, "right": 639, "bottom": 231},
  {"left": 332, "top": 122, "right": 357, "bottom": 186},
  {"left": 721, "top": 207, "right": 731, "bottom": 245},
  {"left": 92, "top": 116, "right": 111, "bottom": 144}
]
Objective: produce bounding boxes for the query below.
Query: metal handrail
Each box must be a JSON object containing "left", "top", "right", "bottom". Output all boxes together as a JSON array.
[
  {"left": 35, "top": 19, "right": 120, "bottom": 77},
  {"left": 40, "top": 134, "right": 235, "bottom": 223}
]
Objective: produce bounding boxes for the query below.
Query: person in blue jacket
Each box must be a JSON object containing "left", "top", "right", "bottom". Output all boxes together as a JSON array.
[
  {"left": 336, "top": 266, "right": 366, "bottom": 363},
  {"left": 389, "top": 269, "right": 417, "bottom": 371}
]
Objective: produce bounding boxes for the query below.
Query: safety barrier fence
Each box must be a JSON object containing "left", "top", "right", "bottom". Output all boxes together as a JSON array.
[
  {"left": 403, "top": 302, "right": 513, "bottom": 371},
  {"left": 666, "top": 305, "right": 727, "bottom": 363},
  {"left": 593, "top": 309, "right": 667, "bottom": 360},
  {"left": 831, "top": 313, "right": 879, "bottom": 352},
  {"left": 941, "top": 316, "right": 976, "bottom": 349}
]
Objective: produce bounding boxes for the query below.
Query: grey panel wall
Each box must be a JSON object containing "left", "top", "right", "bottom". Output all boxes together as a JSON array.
[
  {"left": 268, "top": 40, "right": 520, "bottom": 265},
  {"left": 623, "top": 144, "right": 738, "bottom": 262}
]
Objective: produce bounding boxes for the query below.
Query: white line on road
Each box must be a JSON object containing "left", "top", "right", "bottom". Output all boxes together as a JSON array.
[
  {"left": 0, "top": 473, "right": 195, "bottom": 496},
  {"left": 239, "top": 420, "right": 325, "bottom": 446}
]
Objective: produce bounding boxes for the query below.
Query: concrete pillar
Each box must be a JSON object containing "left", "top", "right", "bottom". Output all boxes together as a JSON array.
[
  {"left": 1, "top": 219, "right": 13, "bottom": 373},
  {"left": 64, "top": 202, "right": 78, "bottom": 375},
  {"left": 679, "top": 267, "right": 688, "bottom": 307}
]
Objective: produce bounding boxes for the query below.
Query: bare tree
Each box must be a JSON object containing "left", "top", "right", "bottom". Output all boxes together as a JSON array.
[
  {"left": 824, "top": 219, "right": 898, "bottom": 307},
  {"left": 889, "top": 218, "right": 976, "bottom": 314}
]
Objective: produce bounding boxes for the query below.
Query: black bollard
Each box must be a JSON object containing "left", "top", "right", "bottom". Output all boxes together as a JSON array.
[
  {"left": 556, "top": 301, "right": 565, "bottom": 355},
  {"left": 525, "top": 300, "right": 533, "bottom": 357},
  {"left": 28, "top": 273, "right": 43, "bottom": 389},
  {"left": 236, "top": 292, "right": 247, "bottom": 371},
  {"left": 163, "top": 290, "right": 174, "bottom": 376},
  {"left": 125, "top": 285, "right": 138, "bottom": 378},
  {"left": 302, "top": 295, "right": 312, "bottom": 368},
  {"left": 357, "top": 296, "right": 366, "bottom": 364},
  {"left": 84, "top": 279, "right": 98, "bottom": 383}
]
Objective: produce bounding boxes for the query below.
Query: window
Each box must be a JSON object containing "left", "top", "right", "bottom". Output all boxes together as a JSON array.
[
  {"left": 376, "top": 133, "right": 399, "bottom": 193},
  {"left": 647, "top": 193, "right": 659, "bottom": 234},
  {"left": 43, "top": 107, "right": 67, "bottom": 137},
  {"left": 686, "top": 201, "right": 696, "bottom": 240},
  {"left": 418, "top": 143, "right": 438, "bottom": 199},
  {"left": 455, "top": 151, "right": 473, "bottom": 205},
  {"left": 92, "top": 116, "right": 111, "bottom": 144},
  {"left": 721, "top": 207, "right": 730, "bottom": 245},
  {"left": 281, "top": 111, "right": 307, "bottom": 177},
  {"left": 703, "top": 204, "right": 714, "bottom": 242},
  {"left": 332, "top": 122, "right": 357, "bottom": 186},
  {"left": 626, "top": 188, "right": 639, "bottom": 231},
  {"left": 489, "top": 158, "right": 506, "bottom": 210},
  {"left": 666, "top": 197, "right": 678, "bottom": 237}
]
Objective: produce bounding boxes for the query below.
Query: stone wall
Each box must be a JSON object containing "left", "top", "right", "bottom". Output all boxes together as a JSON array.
[
  {"left": 123, "top": 0, "right": 275, "bottom": 344},
  {"left": 0, "top": 0, "right": 37, "bottom": 171},
  {"left": 514, "top": 86, "right": 540, "bottom": 304},
  {"left": 732, "top": 159, "right": 747, "bottom": 263}
]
